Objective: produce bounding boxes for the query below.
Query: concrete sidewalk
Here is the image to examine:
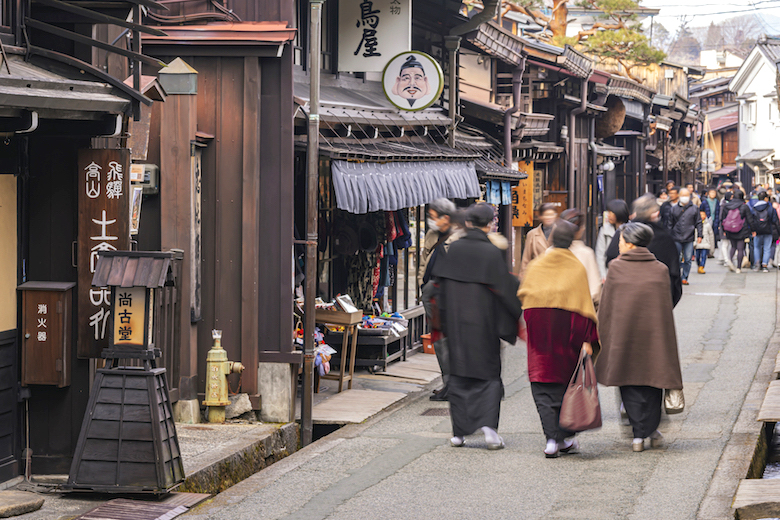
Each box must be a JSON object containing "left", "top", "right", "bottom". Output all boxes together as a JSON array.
[{"left": 184, "top": 257, "right": 779, "bottom": 520}]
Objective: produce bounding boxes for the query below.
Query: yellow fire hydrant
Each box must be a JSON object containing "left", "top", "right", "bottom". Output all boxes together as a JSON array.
[{"left": 203, "top": 330, "right": 245, "bottom": 423}]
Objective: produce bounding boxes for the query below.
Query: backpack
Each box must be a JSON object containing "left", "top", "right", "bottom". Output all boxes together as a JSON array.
[
  {"left": 755, "top": 205, "right": 771, "bottom": 229},
  {"left": 723, "top": 207, "right": 745, "bottom": 233}
]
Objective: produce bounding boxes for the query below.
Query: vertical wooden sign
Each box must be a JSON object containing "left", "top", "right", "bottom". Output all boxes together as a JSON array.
[
  {"left": 512, "top": 161, "right": 534, "bottom": 227},
  {"left": 77, "top": 149, "right": 130, "bottom": 358}
]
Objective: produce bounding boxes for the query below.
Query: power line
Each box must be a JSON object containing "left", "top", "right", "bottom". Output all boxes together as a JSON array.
[{"left": 654, "top": 5, "right": 780, "bottom": 16}]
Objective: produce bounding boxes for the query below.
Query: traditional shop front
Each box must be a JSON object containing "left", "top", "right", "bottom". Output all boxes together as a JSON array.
[
  {"left": 293, "top": 70, "right": 484, "bottom": 367},
  {"left": 0, "top": 46, "right": 140, "bottom": 479}
]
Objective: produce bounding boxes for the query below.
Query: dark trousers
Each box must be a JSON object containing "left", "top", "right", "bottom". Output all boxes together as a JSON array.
[
  {"left": 695, "top": 249, "right": 707, "bottom": 268},
  {"left": 729, "top": 239, "right": 746, "bottom": 268},
  {"left": 531, "top": 382, "right": 575, "bottom": 442},
  {"left": 620, "top": 386, "right": 663, "bottom": 439},
  {"left": 434, "top": 337, "right": 450, "bottom": 386}
]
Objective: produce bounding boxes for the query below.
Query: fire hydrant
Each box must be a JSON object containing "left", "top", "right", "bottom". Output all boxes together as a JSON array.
[{"left": 203, "top": 330, "right": 244, "bottom": 423}]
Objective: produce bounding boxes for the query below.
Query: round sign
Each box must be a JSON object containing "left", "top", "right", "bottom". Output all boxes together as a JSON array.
[{"left": 382, "top": 51, "right": 444, "bottom": 112}]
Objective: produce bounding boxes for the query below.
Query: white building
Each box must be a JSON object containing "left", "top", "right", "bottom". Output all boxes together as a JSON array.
[
  {"left": 728, "top": 36, "right": 780, "bottom": 189},
  {"left": 701, "top": 49, "right": 745, "bottom": 70}
]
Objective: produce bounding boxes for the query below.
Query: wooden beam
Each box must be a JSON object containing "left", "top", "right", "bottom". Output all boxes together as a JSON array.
[
  {"left": 25, "top": 18, "right": 165, "bottom": 68},
  {"left": 241, "top": 56, "right": 261, "bottom": 397},
  {"left": 28, "top": 45, "right": 153, "bottom": 106},
  {"left": 31, "top": 0, "right": 168, "bottom": 36}
]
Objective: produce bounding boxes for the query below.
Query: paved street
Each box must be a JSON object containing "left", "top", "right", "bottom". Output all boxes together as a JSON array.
[{"left": 187, "top": 257, "right": 778, "bottom": 520}]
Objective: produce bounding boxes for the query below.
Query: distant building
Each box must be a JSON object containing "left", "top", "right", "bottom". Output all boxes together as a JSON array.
[
  {"left": 700, "top": 49, "right": 746, "bottom": 70},
  {"left": 728, "top": 37, "right": 780, "bottom": 189}
]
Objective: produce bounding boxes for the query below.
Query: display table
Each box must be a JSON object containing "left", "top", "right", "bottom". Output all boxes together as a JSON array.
[
  {"left": 315, "top": 309, "right": 362, "bottom": 392},
  {"left": 324, "top": 327, "right": 409, "bottom": 373}
]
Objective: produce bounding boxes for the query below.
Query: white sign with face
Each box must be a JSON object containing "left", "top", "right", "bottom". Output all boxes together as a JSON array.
[
  {"left": 382, "top": 52, "right": 444, "bottom": 112},
  {"left": 338, "top": 0, "right": 411, "bottom": 73}
]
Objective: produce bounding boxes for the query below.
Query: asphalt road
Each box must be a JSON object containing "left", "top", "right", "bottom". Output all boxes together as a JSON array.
[{"left": 187, "top": 255, "right": 777, "bottom": 520}]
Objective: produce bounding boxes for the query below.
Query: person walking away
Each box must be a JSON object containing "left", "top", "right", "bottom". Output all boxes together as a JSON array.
[
  {"left": 695, "top": 209, "right": 715, "bottom": 274},
  {"left": 772, "top": 196, "right": 780, "bottom": 267},
  {"left": 425, "top": 209, "right": 467, "bottom": 401},
  {"left": 702, "top": 189, "right": 721, "bottom": 259},
  {"left": 719, "top": 192, "right": 734, "bottom": 267},
  {"left": 519, "top": 203, "right": 558, "bottom": 279},
  {"left": 596, "top": 222, "right": 683, "bottom": 452},
  {"left": 432, "top": 203, "right": 523, "bottom": 450},
  {"left": 606, "top": 194, "right": 683, "bottom": 307},
  {"left": 595, "top": 199, "right": 629, "bottom": 281},
  {"left": 749, "top": 191, "right": 780, "bottom": 272},
  {"left": 561, "top": 209, "right": 602, "bottom": 308},
  {"left": 685, "top": 183, "right": 701, "bottom": 207},
  {"left": 419, "top": 198, "right": 457, "bottom": 401},
  {"left": 660, "top": 186, "right": 679, "bottom": 229},
  {"left": 668, "top": 188, "right": 703, "bottom": 285},
  {"left": 518, "top": 221, "right": 599, "bottom": 458},
  {"left": 720, "top": 190, "right": 752, "bottom": 273}
]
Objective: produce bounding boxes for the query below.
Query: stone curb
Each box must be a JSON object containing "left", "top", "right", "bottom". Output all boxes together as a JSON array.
[
  {"left": 696, "top": 272, "right": 780, "bottom": 520},
  {"left": 0, "top": 490, "right": 44, "bottom": 518},
  {"left": 178, "top": 422, "right": 299, "bottom": 495}
]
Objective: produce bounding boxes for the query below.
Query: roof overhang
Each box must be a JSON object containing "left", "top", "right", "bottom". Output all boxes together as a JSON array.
[
  {"left": 609, "top": 75, "right": 655, "bottom": 105},
  {"left": 143, "top": 21, "right": 296, "bottom": 57}
]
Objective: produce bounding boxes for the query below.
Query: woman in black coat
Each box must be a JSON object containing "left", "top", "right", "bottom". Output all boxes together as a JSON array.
[{"left": 720, "top": 190, "right": 752, "bottom": 272}]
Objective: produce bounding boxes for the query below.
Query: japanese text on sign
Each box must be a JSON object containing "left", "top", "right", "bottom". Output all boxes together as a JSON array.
[
  {"left": 354, "top": 0, "right": 381, "bottom": 58},
  {"left": 112, "top": 287, "right": 145, "bottom": 346},
  {"left": 512, "top": 161, "right": 534, "bottom": 228},
  {"left": 78, "top": 149, "right": 130, "bottom": 358},
  {"left": 338, "top": 0, "right": 411, "bottom": 73}
]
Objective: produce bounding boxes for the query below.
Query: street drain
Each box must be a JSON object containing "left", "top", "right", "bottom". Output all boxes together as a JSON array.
[{"left": 421, "top": 408, "right": 449, "bottom": 416}]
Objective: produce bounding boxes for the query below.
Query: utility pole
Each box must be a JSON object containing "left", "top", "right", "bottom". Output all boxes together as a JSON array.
[{"left": 302, "top": 0, "right": 324, "bottom": 447}]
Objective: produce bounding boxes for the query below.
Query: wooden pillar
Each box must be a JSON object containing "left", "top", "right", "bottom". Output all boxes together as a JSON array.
[{"left": 158, "top": 58, "right": 199, "bottom": 412}]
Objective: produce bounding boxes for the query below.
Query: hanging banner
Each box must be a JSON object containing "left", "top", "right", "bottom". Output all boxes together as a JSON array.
[
  {"left": 77, "top": 149, "right": 130, "bottom": 358},
  {"left": 382, "top": 51, "right": 444, "bottom": 112},
  {"left": 512, "top": 161, "right": 534, "bottom": 227},
  {"left": 338, "top": 0, "right": 411, "bottom": 73}
]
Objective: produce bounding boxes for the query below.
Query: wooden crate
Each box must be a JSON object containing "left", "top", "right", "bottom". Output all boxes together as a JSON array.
[{"left": 67, "top": 367, "right": 184, "bottom": 493}]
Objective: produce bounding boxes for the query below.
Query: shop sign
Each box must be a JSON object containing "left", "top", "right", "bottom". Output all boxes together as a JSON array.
[
  {"left": 533, "top": 168, "right": 543, "bottom": 210},
  {"left": 512, "top": 161, "right": 534, "bottom": 227},
  {"left": 382, "top": 51, "right": 444, "bottom": 112},
  {"left": 338, "top": 0, "right": 411, "bottom": 73},
  {"left": 77, "top": 149, "right": 130, "bottom": 358},
  {"left": 112, "top": 287, "right": 146, "bottom": 346}
]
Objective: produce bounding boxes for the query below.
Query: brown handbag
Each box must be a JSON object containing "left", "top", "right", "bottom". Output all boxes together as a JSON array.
[{"left": 559, "top": 352, "right": 602, "bottom": 432}]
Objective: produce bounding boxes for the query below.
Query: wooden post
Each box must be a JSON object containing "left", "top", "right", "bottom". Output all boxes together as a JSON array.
[{"left": 158, "top": 58, "right": 199, "bottom": 407}]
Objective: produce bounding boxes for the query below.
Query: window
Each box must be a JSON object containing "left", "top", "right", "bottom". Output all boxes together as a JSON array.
[
  {"left": 294, "top": 0, "right": 339, "bottom": 73},
  {"left": 743, "top": 101, "right": 757, "bottom": 126}
]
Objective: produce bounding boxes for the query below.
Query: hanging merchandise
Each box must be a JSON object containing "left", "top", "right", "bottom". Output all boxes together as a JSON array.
[
  {"left": 501, "top": 181, "right": 512, "bottom": 206},
  {"left": 393, "top": 210, "right": 413, "bottom": 249},
  {"left": 486, "top": 181, "right": 502, "bottom": 205}
]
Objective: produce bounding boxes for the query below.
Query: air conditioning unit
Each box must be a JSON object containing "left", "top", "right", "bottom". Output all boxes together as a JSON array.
[{"left": 130, "top": 163, "right": 159, "bottom": 195}]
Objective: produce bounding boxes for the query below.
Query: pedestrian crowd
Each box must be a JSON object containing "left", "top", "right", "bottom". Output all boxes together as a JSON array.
[{"left": 421, "top": 180, "right": 778, "bottom": 457}]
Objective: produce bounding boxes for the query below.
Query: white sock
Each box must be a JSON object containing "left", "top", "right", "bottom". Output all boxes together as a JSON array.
[
  {"left": 481, "top": 426, "right": 501, "bottom": 445},
  {"left": 633, "top": 437, "right": 644, "bottom": 444},
  {"left": 650, "top": 430, "right": 662, "bottom": 439},
  {"left": 561, "top": 437, "right": 575, "bottom": 449},
  {"left": 450, "top": 436, "right": 465, "bottom": 446},
  {"left": 545, "top": 439, "right": 559, "bottom": 454}
]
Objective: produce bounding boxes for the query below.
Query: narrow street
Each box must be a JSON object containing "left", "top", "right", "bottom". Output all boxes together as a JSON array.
[{"left": 185, "top": 258, "right": 778, "bottom": 520}]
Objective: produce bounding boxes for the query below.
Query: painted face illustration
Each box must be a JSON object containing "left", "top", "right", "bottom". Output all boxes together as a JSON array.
[{"left": 391, "top": 56, "right": 430, "bottom": 107}]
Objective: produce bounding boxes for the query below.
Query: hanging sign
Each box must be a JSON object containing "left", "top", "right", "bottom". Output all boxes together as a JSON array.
[
  {"left": 77, "top": 149, "right": 130, "bottom": 358},
  {"left": 338, "top": 0, "right": 411, "bottom": 73},
  {"left": 382, "top": 51, "right": 444, "bottom": 112},
  {"left": 512, "top": 161, "right": 534, "bottom": 227}
]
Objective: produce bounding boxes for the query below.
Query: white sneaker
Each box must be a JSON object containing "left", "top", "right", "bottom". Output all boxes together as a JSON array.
[{"left": 544, "top": 439, "right": 559, "bottom": 458}]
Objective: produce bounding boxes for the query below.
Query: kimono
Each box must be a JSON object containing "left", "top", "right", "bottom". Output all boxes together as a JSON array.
[{"left": 432, "top": 228, "right": 522, "bottom": 437}]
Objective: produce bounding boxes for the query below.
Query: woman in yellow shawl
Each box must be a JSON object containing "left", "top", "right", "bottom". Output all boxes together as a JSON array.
[{"left": 518, "top": 221, "right": 599, "bottom": 458}]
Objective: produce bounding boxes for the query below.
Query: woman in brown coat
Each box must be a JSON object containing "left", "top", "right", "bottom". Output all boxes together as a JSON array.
[
  {"left": 596, "top": 222, "right": 683, "bottom": 452},
  {"left": 518, "top": 203, "right": 558, "bottom": 279}
]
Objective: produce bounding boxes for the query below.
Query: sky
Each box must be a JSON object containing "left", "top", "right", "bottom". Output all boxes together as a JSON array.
[{"left": 640, "top": 0, "right": 780, "bottom": 34}]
